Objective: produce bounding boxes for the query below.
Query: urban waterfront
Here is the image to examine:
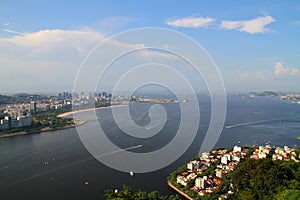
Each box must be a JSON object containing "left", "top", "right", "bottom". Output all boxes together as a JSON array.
[{"left": 1, "top": 95, "right": 300, "bottom": 200}]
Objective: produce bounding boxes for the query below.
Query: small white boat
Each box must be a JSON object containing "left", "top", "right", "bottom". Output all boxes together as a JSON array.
[{"left": 129, "top": 171, "right": 134, "bottom": 176}]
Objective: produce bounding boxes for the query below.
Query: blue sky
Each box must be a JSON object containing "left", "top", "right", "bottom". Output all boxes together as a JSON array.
[{"left": 0, "top": 1, "right": 299, "bottom": 93}]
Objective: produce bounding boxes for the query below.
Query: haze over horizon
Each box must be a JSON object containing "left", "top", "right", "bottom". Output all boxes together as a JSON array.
[{"left": 1, "top": 1, "right": 299, "bottom": 93}]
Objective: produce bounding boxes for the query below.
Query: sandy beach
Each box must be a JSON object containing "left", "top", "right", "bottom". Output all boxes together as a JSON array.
[{"left": 57, "top": 104, "right": 127, "bottom": 118}]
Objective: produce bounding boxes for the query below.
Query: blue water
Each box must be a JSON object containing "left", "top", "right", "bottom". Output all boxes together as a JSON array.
[{"left": 0, "top": 95, "right": 300, "bottom": 200}]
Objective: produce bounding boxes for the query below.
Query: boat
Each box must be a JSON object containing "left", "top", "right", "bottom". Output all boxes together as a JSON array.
[{"left": 129, "top": 171, "right": 134, "bottom": 176}]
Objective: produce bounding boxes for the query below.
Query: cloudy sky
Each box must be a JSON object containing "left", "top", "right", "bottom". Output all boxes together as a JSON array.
[{"left": 0, "top": 0, "right": 299, "bottom": 93}]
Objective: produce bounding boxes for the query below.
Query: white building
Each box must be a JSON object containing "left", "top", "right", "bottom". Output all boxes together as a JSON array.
[
  {"left": 195, "top": 176, "right": 207, "bottom": 189},
  {"left": 221, "top": 156, "right": 228, "bottom": 165},
  {"left": 233, "top": 155, "right": 241, "bottom": 162},
  {"left": 275, "top": 147, "right": 284, "bottom": 155},
  {"left": 177, "top": 175, "right": 188, "bottom": 187},
  {"left": 284, "top": 146, "right": 291, "bottom": 154},
  {"left": 215, "top": 169, "right": 223, "bottom": 178},
  {"left": 224, "top": 154, "right": 232, "bottom": 161},
  {"left": 233, "top": 146, "right": 242, "bottom": 153},
  {"left": 258, "top": 152, "right": 267, "bottom": 159},
  {"left": 0, "top": 113, "right": 32, "bottom": 130},
  {"left": 187, "top": 160, "right": 200, "bottom": 171},
  {"left": 187, "top": 173, "right": 197, "bottom": 180},
  {"left": 202, "top": 152, "right": 210, "bottom": 159}
]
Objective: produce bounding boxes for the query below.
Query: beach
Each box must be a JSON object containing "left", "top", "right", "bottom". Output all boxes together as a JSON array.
[{"left": 57, "top": 104, "right": 127, "bottom": 118}]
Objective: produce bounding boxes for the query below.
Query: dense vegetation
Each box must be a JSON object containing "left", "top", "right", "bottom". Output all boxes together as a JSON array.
[
  {"left": 32, "top": 108, "right": 74, "bottom": 129},
  {"left": 167, "top": 148, "right": 300, "bottom": 200},
  {"left": 104, "top": 185, "right": 180, "bottom": 200},
  {"left": 224, "top": 157, "right": 300, "bottom": 200}
]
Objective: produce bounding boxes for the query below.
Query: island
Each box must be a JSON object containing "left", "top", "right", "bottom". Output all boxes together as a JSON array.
[
  {"left": 130, "top": 96, "right": 188, "bottom": 103},
  {"left": 235, "top": 91, "right": 300, "bottom": 105}
]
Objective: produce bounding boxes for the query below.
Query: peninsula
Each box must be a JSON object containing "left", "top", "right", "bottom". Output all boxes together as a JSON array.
[
  {"left": 168, "top": 144, "right": 300, "bottom": 199},
  {"left": 0, "top": 92, "right": 181, "bottom": 138}
]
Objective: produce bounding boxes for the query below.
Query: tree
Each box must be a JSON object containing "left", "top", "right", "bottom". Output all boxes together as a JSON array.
[{"left": 104, "top": 185, "right": 180, "bottom": 200}]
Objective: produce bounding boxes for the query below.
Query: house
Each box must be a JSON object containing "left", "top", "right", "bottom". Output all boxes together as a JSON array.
[
  {"left": 177, "top": 175, "right": 188, "bottom": 187},
  {"left": 221, "top": 156, "right": 228, "bottom": 165},
  {"left": 233, "top": 146, "right": 242, "bottom": 153},
  {"left": 215, "top": 169, "right": 223, "bottom": 178},
  {"left": 195, "top": 176, "right": 208, "bottom": 189},
  {"left": 258, "top": 152, "right": 267, "bottom": 159},
  {"left": 187, "top": 173, "right": 197, "bottom": 180},
  {"left": 187, "top": 160, "right": 200, "bottom": 171}
]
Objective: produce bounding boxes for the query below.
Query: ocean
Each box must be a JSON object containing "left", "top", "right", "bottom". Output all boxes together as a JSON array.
[{"left": 0, "top": 95, "right": 300, "bottom": 200}]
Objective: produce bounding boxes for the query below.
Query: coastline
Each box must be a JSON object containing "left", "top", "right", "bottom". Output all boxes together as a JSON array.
[
  {"left": 167, "top": 181, "right": 194, "bottom": 200},
  {"left": 56, "top": 104, "right": 126, "bottom": 118},
  {"left": 0, "top": 119, "right": 86, "bottom": 138},
  {"left": 0, "top": 104, "right": 126, "bottom": 138}
]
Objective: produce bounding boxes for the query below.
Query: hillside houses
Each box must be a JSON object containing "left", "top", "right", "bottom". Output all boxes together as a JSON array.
[{"left": 176, "top": 146, "right": 248, "bottom": 196}]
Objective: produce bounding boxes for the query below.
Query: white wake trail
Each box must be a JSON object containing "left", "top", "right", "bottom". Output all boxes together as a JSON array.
[
  {"left": 225, "top": 117, "right": 289, "bottom": 129},
  {"left": 0, "top": 144, "right": 143, "bottom": 188}
]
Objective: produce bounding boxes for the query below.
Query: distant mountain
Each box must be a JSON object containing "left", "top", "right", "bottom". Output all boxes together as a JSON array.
[
  {"left": 0, "top": 93, "right": 48, "bottom": 105},
  {"left": 261, "top": 91, "right": 278, "bottom": 96},
  {"left": 0, "top": 95, "right": 16, "bottom": 104}
]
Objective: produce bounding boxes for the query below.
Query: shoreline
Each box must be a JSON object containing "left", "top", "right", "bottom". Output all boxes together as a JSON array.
[
  {"left": 0, "top": 119, "right": 86, "bottom": 138},
  {"left": 167, "top": 180, "right": 194, "bottom": 200},
  {"left": 0, "top": 104, "right": 126, "bottom": 138},
  {"left": 56, "top": 104, "right": 127, "bottom": 118}
]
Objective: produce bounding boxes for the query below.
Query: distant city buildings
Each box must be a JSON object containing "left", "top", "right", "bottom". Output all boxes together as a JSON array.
[
  {"left": 0, "top": 114, "right": 32, "bottom": 130},
  {"left": 278, "top": 94, "right": 300, "bottom": 104},
  {"left": 0, "top": 91, "right": 142, "bottom": 131},
  {"left": 0, "top": 91, "right": 115, "bottom": 131}
]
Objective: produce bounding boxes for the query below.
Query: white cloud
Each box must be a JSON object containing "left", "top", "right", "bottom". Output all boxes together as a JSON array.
[
  {"left": 3, "top": 28, "right": 24, "bottom": 35},
  {"left": 166, "top": 16, "right": 215, "bottom": 28},
  {"left": 0, "top": 29, "right": 178, "bottom": 60},
  {"left": 0, "top": 29, "right": 106, "bottom": 58},
  {"left": 0, "top": 28, "right": 180, "bottom": 92},
  {"left": 139, "top": 49, "right": 178, "bottom": 60},
  {"left": 221, "top": 15, "right": 275, "bottom": 34},
  {"left": 274, "top": 62, "right": 299, "bottom": 78}
]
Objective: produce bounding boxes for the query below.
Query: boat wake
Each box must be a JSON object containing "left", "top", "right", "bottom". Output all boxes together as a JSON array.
[
  {"left": 0, "top": 144, "right": 143, "bottom": 188},
  {"left": 225, "top": 117, "right": 292, "bottom": 129}
]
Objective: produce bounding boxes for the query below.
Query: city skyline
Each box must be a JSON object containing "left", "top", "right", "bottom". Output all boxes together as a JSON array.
[{"left": 0, "top": 1, "right": 300, "bottom": 93}]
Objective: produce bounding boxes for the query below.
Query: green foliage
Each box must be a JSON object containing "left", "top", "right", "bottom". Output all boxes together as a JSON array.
[
  {"left": 32, "top": 109, "right": 74, "bottom": 128},
  {"left": 104, "top": 185, "right": 180, "bottom": 200},
  {"left": 167, "top": 164, "right": 187, "bottom": 182},
  {"left": 274, "top": 189, "right": 300, "bottom": 200},
  {"left": 229, "top": 158, "right": 300, "bottom": 200}
]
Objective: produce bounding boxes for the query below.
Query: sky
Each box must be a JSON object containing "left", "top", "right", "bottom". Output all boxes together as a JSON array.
[{"left": 0, "top": 0, "right": 300, "bottom": 93}]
